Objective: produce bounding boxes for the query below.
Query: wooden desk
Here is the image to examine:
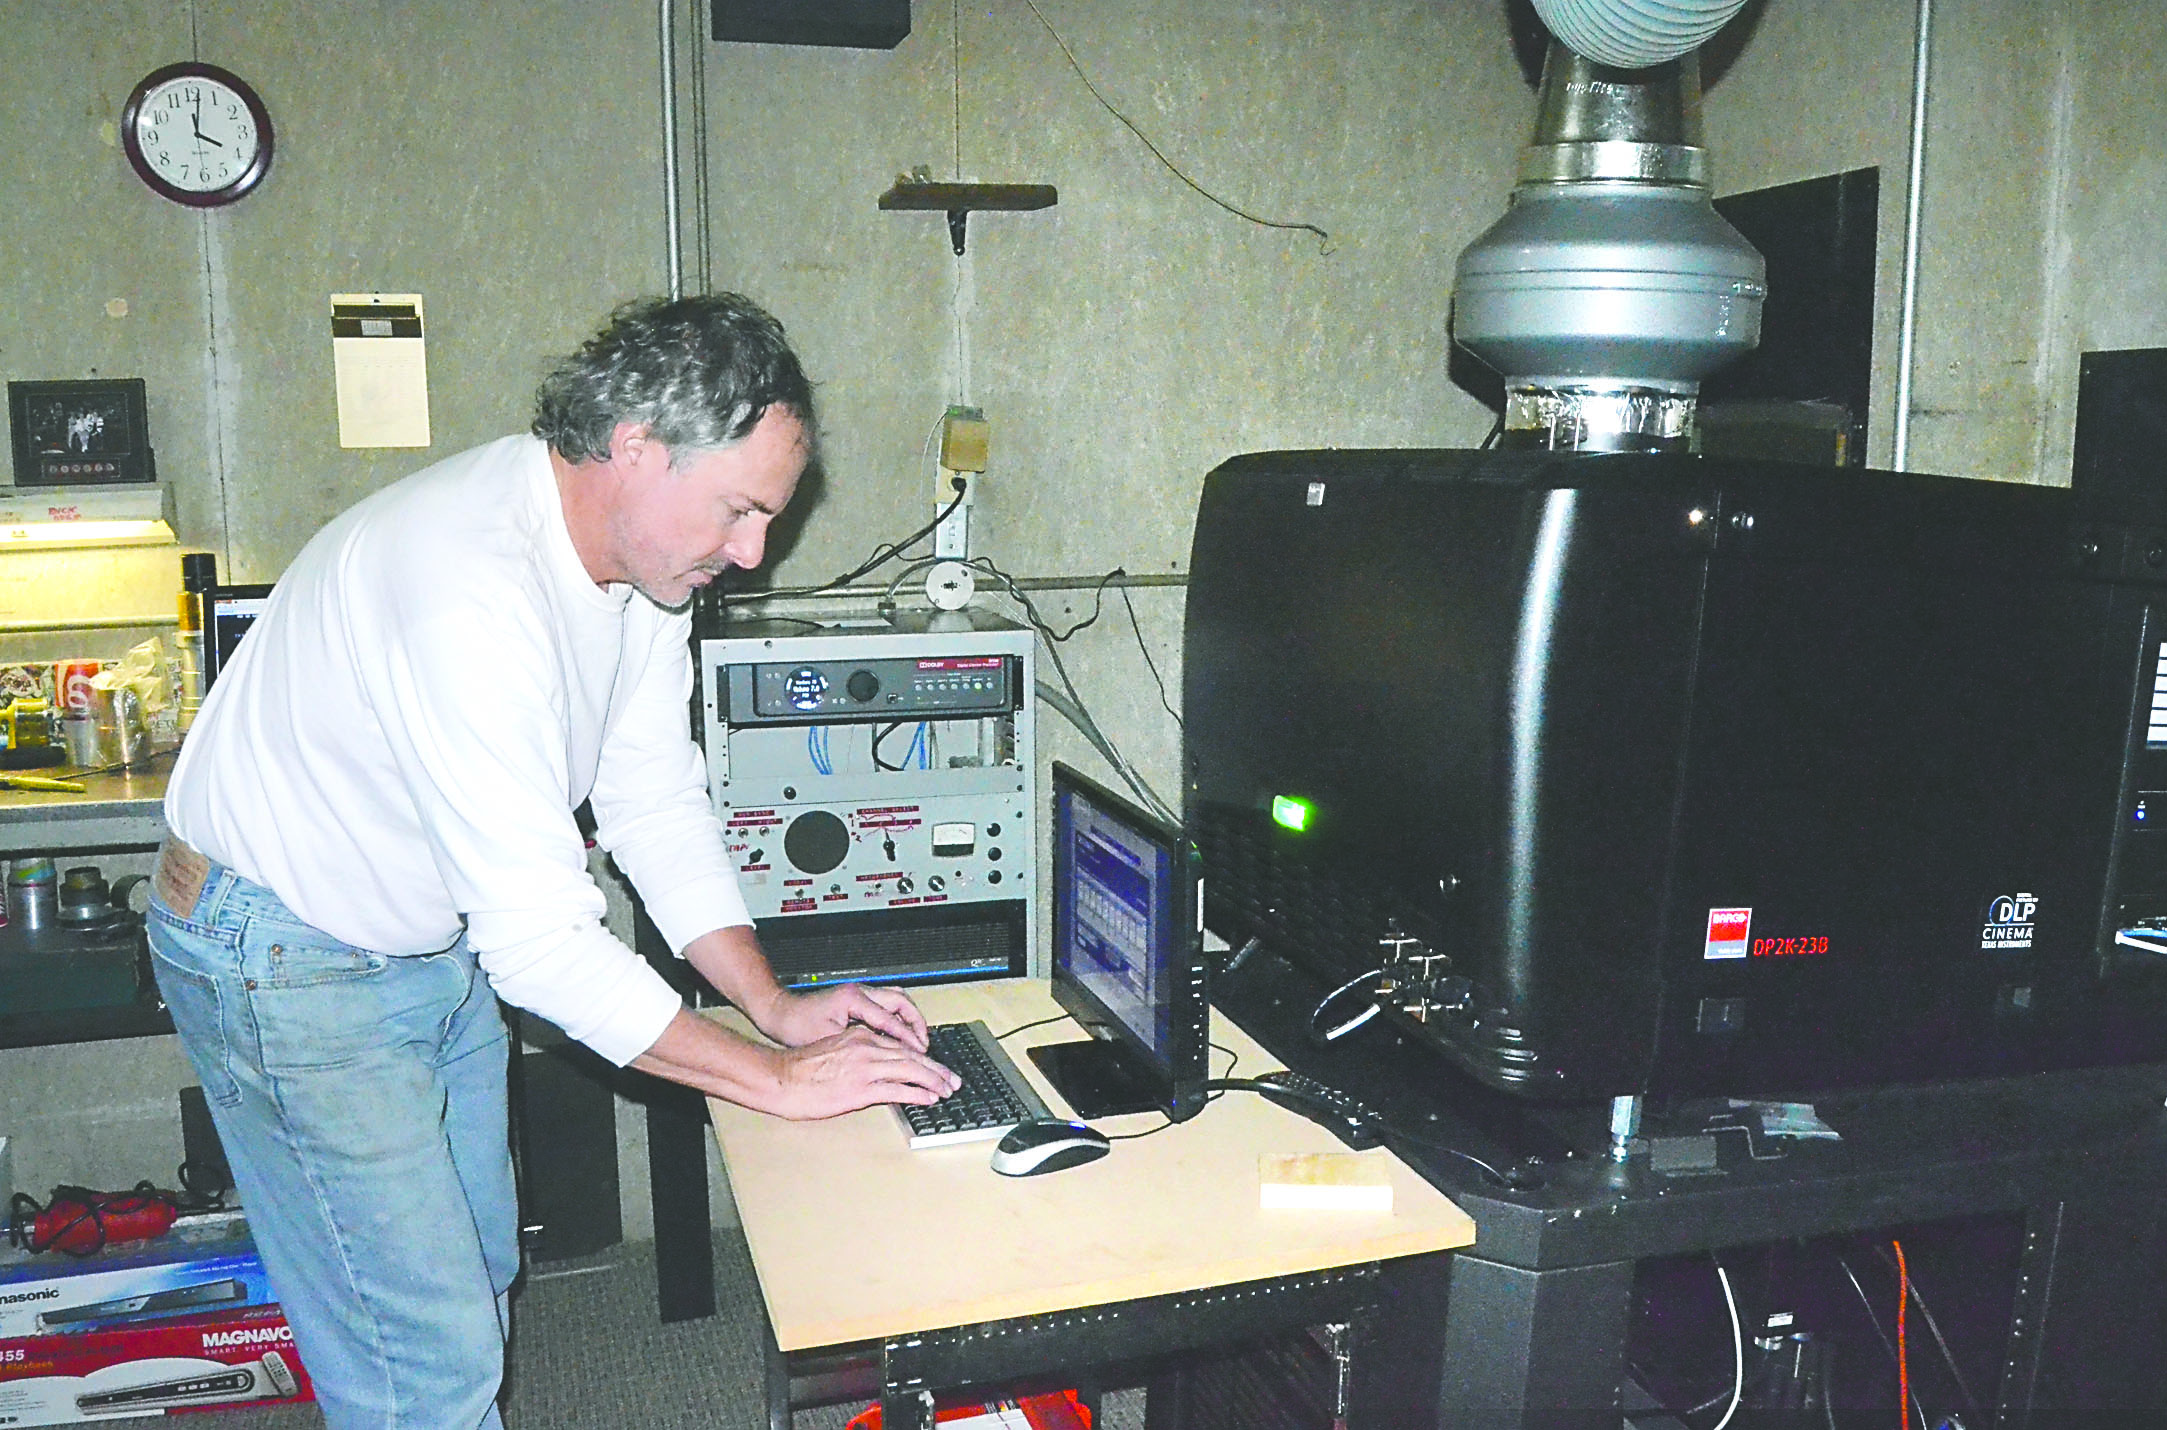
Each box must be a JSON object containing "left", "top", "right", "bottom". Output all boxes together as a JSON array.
[{"left": 707, "top": 979, "right": 1475, "bottom": 1426}]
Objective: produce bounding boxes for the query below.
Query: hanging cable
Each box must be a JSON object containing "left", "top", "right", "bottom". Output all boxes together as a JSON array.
[
  {"left": 1872, "top": 1242, "right": 1979, "bottom": 1418},
  {"left": 962, "top": 555, "right": 1177, "bottom": 822},
  {"left": 728, "top": 479, "right": 968, "bottom": 604},
  {"left": 1119, "top": 583, "right": 1183, "bottom": 731},
  {"left": 1033, "top": 679, "right": 1177, "bottom": 826},
  {"left": 1707, "top": 1260, "right": 1744, "bottom": 1430},
  {"left": 1017, "top": 0, "right": 1332, "bottom": 251},
  {"left": 1308, "top": 966, "right": 1385, "bottom": 1045},
  {"left": 1894, "top": 1239, "right": 1912, "bottom": 1430},
  {"left": 1836, "top": 1252, "right": 1929, "bottom": 1430}
]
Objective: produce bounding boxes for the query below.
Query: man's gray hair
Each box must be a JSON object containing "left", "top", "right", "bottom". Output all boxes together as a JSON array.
[{"left": 532, "top": 293, "right": 816, "bottom": 465}]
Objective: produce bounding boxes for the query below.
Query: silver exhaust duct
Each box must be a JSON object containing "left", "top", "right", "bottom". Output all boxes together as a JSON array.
[
  {"left": 1453, "top": 18, "right": 1766, "bottom": 453},
  {"left": 1527, "top": 0, "right": 1753, "bottom": 72}
]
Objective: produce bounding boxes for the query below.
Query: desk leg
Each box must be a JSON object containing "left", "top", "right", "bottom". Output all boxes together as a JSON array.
[
  {"left": 1437, "top": 1255, "right": 1632, "bottom": 1430},
  {"left": 878, "top": 1370, "right": 935, "bottom": 1430},
  {"left": 634, "top": 899, "right": 717, "bottom": 1323},
  {"left": 646, "top": 1080, "right": 716, "bottom": 1322},
  {"left": 1141, "top": 1366, "right": 1187, "bottom": 1430},
  {"left": 1350, "top": 1250, "right": 1453, "bottom": 1429},
  {"left": 763, "top": 1319, "right": 792, "bottom": 1430}
]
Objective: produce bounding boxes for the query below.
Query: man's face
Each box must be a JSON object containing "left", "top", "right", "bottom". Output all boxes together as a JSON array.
[{"left": 609, "top": 406, "right": 807, "bottom": 607}]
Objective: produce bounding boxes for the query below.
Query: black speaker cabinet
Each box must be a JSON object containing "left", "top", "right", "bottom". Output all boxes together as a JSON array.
[
  {"left": 2073, "top": 348, "right": 2167, "bottom": 526},
  {"left": 712, "top": 0, "right": 910, "bottom": 49},
  {"left": 515, "top": 1040, "right": 623, "bottom": 1263}
]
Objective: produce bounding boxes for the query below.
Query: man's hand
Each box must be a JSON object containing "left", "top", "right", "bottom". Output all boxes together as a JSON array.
[
  {"left": 751, "top": 981, "right": 933, "bottom": 1052},
  {"left": 664, "top": 923, "right": 960, "bottom": 1115},
  {"left": 768, "top": 1022, "right": 958, "bottom": 1118},
  {"left": 630, "top": 1008, "right": 959, "bottom": 1120},
  {"left": 679, "top": 924, "right": 937, "bottom": 1054}
]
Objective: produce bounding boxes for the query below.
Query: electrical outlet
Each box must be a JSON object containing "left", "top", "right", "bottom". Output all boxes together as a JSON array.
[
  {"left": 934, "top": 500, "right": 970, "bottom": 559},
  {"left": 933, "top": 464, "right": 971, "bottom": 557}
]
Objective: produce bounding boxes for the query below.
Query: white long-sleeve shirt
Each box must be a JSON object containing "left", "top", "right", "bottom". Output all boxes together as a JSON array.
[{"left": 165, "top": 434, "right": 749, "bottom": 1065}]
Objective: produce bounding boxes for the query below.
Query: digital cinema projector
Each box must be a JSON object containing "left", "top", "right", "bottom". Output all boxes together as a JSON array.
[{"left": 1184, "top": 449, "right": 2167, "bottom": 1101}]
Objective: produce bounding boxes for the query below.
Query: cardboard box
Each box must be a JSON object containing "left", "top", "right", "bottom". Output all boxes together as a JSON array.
[
  {"left": 0, "top": 1217, "right": 273, "bottom": 1339},
  {"left": 0, "top": 1304, "right": 312, "bottom": 1424}
]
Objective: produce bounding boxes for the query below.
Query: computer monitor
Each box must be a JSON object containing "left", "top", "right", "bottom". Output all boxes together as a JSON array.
[
  {"left": 1028, "top": 762, "right": 1210, "bottom": 1122},
  {"left": 200, "top": 584, "right": 273, "bottom": 687}
]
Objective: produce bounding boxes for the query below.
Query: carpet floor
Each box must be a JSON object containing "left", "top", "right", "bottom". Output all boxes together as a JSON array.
[{"left": 168, "top": 1229, "right": 1143, "bottom": 1429}]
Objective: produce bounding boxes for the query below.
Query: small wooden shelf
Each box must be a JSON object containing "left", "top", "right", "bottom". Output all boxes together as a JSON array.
[{"left": 878, "top": 180, "right": 1058, "bottom": 254}]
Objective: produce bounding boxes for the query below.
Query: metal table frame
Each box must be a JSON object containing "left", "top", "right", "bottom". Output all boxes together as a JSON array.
[
  {"left": 1217, "top": 950, "right": 2167, "bottom": 1428},
  {"left": 764, "top": 1264, "right": 1386, "bottom": 1430}
]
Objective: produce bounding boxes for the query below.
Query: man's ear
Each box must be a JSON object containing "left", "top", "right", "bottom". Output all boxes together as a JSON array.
[{"left": 608, "top": 422, "right": 658, "bottom": 471}]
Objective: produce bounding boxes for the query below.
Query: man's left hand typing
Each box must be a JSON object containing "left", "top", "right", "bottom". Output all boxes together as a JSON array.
[{"left": 753, "top": 981, "right": 932, "bottom": 1053}]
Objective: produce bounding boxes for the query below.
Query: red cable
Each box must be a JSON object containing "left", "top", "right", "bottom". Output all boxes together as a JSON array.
[{"left": 1894, "top": 1238, "right": 1911, "bottom": 1430}]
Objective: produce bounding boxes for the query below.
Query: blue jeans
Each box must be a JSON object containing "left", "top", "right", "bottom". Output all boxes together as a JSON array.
[{"left": 147, "top": 856, "right": 518, "bottom": 1430}]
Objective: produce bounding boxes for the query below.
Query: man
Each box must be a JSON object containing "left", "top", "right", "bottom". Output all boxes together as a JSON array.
[{"left": 146, "top": 294, "right": 960, "bottom": 1430}]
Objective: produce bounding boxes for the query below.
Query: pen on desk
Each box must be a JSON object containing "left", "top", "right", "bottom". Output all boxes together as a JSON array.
[{"left": 0, "top": 775, "right": 88, "bottom": 793}]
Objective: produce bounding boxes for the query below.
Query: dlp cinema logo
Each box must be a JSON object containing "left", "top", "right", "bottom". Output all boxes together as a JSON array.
[{"left": 1981, "top": 892, "right": 2038, "bottom": 951}]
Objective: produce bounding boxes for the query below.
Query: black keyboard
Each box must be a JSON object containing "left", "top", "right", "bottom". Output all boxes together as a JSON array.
[{"left": 895, "top": 1020, "right": 1055, "bottom": 1149}]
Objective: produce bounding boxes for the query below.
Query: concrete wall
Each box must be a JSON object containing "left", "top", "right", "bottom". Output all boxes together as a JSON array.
[
  {"left": 0, "top": 0, "right": 682, "bottom": 1234},
  {"left": 1705, "top": 0, "right": 2167, "bottom": 481},
  {"left": 704, "top": 0, "right": 1518, "bottom": 803},
  {"left": 0, "top": 0, "right": 665, "bottom": 579},
  {"left": 6, "top": 0, "right": 2166, "bottom": 1238}
]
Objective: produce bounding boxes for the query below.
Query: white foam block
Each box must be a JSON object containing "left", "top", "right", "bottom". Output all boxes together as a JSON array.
[{"left": 1258, "top": 1152, "right": 1393, "bottom": 1212}]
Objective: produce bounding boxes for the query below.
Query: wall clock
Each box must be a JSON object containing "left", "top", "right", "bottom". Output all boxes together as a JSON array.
[{"left": 121, "top": 62, "right": 273, "bottom": 207}]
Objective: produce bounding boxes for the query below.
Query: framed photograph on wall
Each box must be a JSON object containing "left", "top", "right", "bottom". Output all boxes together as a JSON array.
[{"left": 7, "top": 379, "right": 155, "bottom": 486}]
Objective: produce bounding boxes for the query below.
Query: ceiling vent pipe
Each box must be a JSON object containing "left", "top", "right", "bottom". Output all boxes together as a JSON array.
[
  {"left": 1527, "top": 0, "right": 1753, "bottom": 72},
  {"left": 1452, "top": 0, "right": 1766, "bottom": 453}
]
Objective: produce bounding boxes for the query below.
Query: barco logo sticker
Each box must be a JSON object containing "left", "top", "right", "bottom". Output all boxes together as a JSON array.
[
  {"left": 1981, "top": 892, "right": 2038, "bottom": 950},
  {"left": 1704, "top": 907, "right": 1752, "bottom": 960}
]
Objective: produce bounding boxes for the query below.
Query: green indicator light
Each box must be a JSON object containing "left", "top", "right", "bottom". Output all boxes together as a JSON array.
[{"left": 1271, "top": 795, "right": 1314, "bottom": 833}]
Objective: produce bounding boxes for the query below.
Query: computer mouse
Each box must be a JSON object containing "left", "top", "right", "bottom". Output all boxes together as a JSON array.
[{"left": 990, "top": 1118, "right": 1111, "bottom": 1177}]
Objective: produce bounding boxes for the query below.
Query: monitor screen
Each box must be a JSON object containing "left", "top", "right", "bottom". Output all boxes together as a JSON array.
[
  {"left": 202, "top": 584, "right": 273, "bottom": 687},
  {"left": 1031, "top": 762, "right": 1209, "bottom": 1122}
]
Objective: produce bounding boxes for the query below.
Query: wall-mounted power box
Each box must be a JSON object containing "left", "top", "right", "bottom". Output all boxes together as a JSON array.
[
  {"left": 697, "top": 610, "right": 1036, "bottom": 988},
  {"left": 712, "top": 0, "right": 909, "bottom": 49}
]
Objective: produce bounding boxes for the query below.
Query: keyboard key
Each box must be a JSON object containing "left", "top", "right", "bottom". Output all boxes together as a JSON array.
[{"left": 896, "top": 1020, "right": 1054, "bottom": 1149}]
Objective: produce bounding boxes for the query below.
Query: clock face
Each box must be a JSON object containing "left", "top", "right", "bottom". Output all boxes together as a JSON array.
[{"left": 122, "top": 63, "right": 272, "bottom": 207}]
